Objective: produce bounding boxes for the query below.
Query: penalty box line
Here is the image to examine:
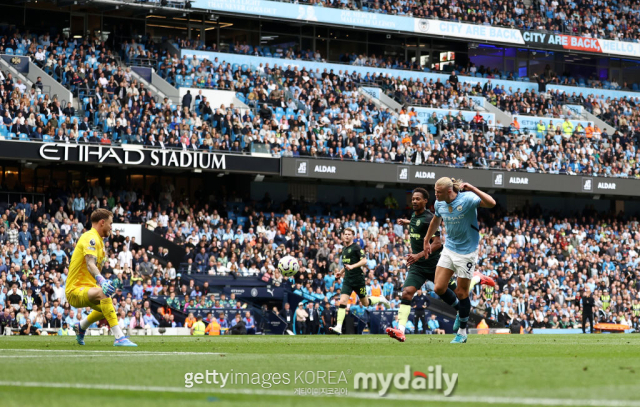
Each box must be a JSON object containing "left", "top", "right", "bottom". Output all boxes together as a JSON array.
[{"left": 0, "top": 349, "right": 224, "bottom": 356}]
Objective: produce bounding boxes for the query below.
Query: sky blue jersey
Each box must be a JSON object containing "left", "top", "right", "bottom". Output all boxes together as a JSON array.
[{"left": 434, "top": 191, "right": 482, "bottom": 255}]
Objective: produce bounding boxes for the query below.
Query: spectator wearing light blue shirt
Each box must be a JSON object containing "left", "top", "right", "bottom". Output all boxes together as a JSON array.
[
  {"left": 323, "top": 273, "right": 336, "bottom": 291},
  {"left": 72, "top": 195, "right": 85, "bottom": 222},
  {"left": 143, "top": 310, "right": 159, "bottom": 328},
  {"left": 428, "top": 314, "right": 445, "bottom": 334},
  {"left": 132, "top": 280, "right": 144, "bottom": 301}
]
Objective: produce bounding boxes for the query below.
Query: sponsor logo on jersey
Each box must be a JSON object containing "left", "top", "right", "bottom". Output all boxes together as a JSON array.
[
  {"left": 457, "top": 205, "right": 463, "bottom": 212},
  {"left": 89, "top": 239, "right": 96, "bottom": 246}
]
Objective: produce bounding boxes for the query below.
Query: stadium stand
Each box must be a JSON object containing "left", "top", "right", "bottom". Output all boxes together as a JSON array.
[
  {"left": 267, "top": 0, "right": 640, "bottom": 41},
  {"left": 0, "top": 184, "right": 639, "bottom": 336}
]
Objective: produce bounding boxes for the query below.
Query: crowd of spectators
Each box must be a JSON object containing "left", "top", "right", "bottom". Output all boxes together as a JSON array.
[
  {"left": 0, "top": 27, "right": 639, "bottom": 180},
  {"left": 0, "top": 185, "right": 258, "bottom": 336},
  {"left": 175, "top": 34, "right": 638, "bottom": 94},
  {"left": 0, "top": 31, "right": 639, "bottom": 179},
  {"left": 0, "top": 181, "right": 639, "bottom": 336},
  {"left": 278, "top": 0, "right": 640, "bottom": 42}
]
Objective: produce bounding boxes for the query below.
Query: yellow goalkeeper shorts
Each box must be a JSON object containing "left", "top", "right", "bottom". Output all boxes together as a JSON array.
[{"left": 66, "top": 286, "right": 101, "bottom": 311}]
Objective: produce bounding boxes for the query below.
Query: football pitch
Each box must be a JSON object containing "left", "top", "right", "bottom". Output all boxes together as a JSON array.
[{"left": 1, "top": 335, "right": 640, "bottom": 407}]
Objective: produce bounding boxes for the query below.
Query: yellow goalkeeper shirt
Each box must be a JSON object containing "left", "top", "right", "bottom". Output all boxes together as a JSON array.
[{"left": 66, "top": 228, "right": 105, "bottom": 292}]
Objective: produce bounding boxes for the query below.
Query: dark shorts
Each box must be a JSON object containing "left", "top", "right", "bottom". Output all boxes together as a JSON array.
[
  {"left": 403, "top": 251, "right": 441, "bottom": 290},
  {"left": 341, "top": 275, "right": 367, "bottom": 299},
  {"left": 403, "top": 264, "right": 437, "bottom": 290}
]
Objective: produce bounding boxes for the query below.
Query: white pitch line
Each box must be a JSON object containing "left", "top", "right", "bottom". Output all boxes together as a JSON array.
[
  {"left": 0, "top": 354, "right": 213, "bottom": 358},
  {"left": 0, "top": 349, "right": 223, "bottom": 356},
  {"left": 0, "top": 381, "right": 638, "bottom": 407}
]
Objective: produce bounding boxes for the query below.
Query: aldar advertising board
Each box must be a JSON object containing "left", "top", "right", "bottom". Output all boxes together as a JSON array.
[{"left": 281, "top": 158, "right": 639, "bottom": 197}]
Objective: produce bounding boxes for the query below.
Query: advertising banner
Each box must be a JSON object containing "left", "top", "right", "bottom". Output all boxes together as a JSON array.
[
  {"left": 522, "top": 32, "right": 602, "bottom": 53},
  {"left": 513, "top": 115, "right": 592, "bottom": 133},
  {"left": 522, "top": 31, "right": 640, "bottom": 59},
  {"left": 412, "top": 107, "right": 495, "bottom": 126},
  {"left": 281, "top": 157, "right": 639, "bottom": 197},
  {"left": 415, "top": 20, "right": 523, "bottom": 44},
  {"left": 361, "top": 87, "right": 381, "bottom": 99}
]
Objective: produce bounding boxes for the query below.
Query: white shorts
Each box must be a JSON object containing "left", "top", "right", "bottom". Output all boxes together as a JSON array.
[{"left": 437, "top": 247, "right": 478, "bottom": 280}]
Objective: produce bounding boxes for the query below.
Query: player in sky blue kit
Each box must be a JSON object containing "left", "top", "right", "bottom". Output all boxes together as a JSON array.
[{"left": 422, "top": 177, "right": 496, "bottom": 344}]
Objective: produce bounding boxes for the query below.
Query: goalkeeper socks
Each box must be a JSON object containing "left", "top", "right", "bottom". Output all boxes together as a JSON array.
[
  {"left": 440, "top": 288, "right": 460, "bottom": 311},
  {"left": 458, "top": 296, "right": 471, "bottom": 335},
  {"left": 100, "top": 297, "right": 119, "bottom": 329},
  {"left": 80, "top": 310, "right": 104, "bottom": 330},
  {"left": 112, "top": 325, "right": 125, "bottom": 340},
  {"left": 336, "top": 304, "right": 346, "bottom": 330},
  {"left": 398, "top": 299, "right": 412, "bottom": 334}
]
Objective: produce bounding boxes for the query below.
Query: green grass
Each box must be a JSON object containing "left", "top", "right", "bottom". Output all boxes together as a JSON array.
[{"left": 1, "top": 334, "right": 640, "bottom": 407}]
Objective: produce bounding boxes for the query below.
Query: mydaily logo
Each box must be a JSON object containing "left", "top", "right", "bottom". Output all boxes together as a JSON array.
[{"left": 353, "top": 365, "right": 457, "bottom": 396}]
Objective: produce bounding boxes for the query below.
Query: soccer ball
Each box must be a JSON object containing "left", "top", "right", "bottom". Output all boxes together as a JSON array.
[{"left": 278, "top": 255, "right": 299, "bottom": 277}]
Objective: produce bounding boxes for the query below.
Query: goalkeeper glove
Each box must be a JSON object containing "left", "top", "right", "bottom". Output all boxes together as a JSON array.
[{"left": 96, "top": 275, "right": 115, "bottom": 297}]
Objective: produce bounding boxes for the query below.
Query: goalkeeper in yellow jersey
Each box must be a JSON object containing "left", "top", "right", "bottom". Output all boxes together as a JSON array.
[{"left": 66, "top": 208, "right": 137, "bottom": 347}]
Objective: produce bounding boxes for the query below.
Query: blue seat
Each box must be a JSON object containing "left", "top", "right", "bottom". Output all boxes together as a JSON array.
[
  {"left": 19, "top": 133, "right": 29, "bottom": 141},
  {"left": 5, "top": 48, "right": 13, "bottom": 55}
]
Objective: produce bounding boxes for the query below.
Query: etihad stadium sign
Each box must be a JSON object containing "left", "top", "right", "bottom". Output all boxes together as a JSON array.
[
  {"left": 39, "top": 143, "right": 227, "bottom": 170},
  {"left": 0, "top": 140, "right": 279, "bottom": 175}
]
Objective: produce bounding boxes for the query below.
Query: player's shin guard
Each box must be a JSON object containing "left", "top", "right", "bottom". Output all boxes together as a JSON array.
[
  {"left": 336, "top": 304, "right": 346, "bottom": 330},
  {"left": 440, "top": 288, "right": 460, "bottom": 311},
  {"left": 398, "top": 300, "right": 411, "bottom": 334},
  {"left": 458, "top": 297, "right": 471, "bottom": 335}
]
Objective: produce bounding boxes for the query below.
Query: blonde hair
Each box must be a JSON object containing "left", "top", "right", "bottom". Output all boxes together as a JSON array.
[{"left": 435, "top": 177, "right": 463, "bottom": 193}]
